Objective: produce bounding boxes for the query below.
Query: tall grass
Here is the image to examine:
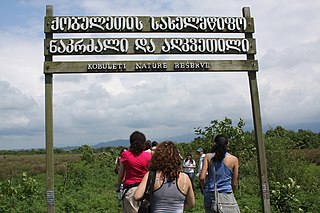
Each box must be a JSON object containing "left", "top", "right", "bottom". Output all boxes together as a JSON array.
[{"left": 0, "top": 154, "right": 80, "bottom": 180}]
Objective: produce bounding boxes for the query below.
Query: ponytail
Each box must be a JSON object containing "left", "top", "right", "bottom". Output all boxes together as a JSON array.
[{"left": 212, "top": 134, "right": 228, "bottom": 162}]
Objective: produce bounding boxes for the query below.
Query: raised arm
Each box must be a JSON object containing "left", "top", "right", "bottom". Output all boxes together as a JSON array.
[
  {"left": 232, "top": 156, "right": 239, "bottom": 193},
  {"left": 191, "top": 160, "right": 196, "bottom": 169},
  {"left": 116, "top": 162, "right": 125, "bottom": 191},
  {"left": 133, "top": 172, "right": 149, "bottom": 201},
  {"left": 199, "top": 154, "right": 209, "bottom": 192}
]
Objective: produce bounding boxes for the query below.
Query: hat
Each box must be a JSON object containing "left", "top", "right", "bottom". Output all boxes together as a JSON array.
[{"left": 196, "top": 147, "right": 203, "bottom": 152}]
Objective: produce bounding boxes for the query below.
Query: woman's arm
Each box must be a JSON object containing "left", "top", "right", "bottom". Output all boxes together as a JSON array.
[
  {"left": 133, "top": 172, "right": 149, "bottom": 201},
  {"left": 191, "top": 160, "right": 196, "bottom": 168},
  {"left": 182, "top": 160, "right": 187, "bottom": 168},
  {"left": 232, "top": 156, "right": 239, "bottom": 193},
  {"left": 183, "top": 174, "right": 195, "bottom": 209},
  {"left": 116, "top": 162, "right": 125, "bottom": 191},
  {"left": 199, "top": 155, "right": 209, "bottom": 192}
]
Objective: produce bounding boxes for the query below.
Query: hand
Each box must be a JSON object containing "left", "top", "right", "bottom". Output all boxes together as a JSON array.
[{"left": 115, "top": 183, "right": 120, "bottom": 192}]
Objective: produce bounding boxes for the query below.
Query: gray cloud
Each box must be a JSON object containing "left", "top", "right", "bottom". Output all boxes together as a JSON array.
[
  {"left": 0, "top": 0, "right": 319, "bottom": 149},
  {"left": 49, "top": 72, "right": 253, "bottom": 147},
  {"left": 0, "top": 81, "right": 43, "bottom": 149},
  {"left": 261, "top": 40, "right": 320, "bottom": 69},
  {"left": 259, "top": 40, "right": 320, "bottom": 127}
]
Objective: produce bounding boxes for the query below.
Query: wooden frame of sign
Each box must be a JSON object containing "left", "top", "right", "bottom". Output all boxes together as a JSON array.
[{"left": 44, "top": 5, "right": 271, "bottom": 213}]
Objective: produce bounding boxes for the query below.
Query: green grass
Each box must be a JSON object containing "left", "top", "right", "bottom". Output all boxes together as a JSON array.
[
  {"left": 0, "top": 153, "right": 80, "bottom": 180},
  {"left": 1, "top": 148, "right": 320, "bottom": 212}
]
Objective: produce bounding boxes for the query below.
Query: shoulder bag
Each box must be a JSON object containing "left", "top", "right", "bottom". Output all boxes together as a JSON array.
[
  {"left": 138, "top": 170, "right": 156, "bottom": 213},
  {"left": 210, "top": 157, "right": 240, "bottom": 213},
  {"left": 211, "top": 159, "right": 223, "bottom": 213}
]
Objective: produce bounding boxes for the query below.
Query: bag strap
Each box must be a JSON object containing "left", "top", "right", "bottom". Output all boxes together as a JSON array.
[
  {"left": 121, "top": 181, "right": 141, "bottom": 200},
  {"left": 144, "top": 170, "right": 156, "bottom": 201},
  {"left": 210, "top": 154, "right": 219, "bottom": 210}
]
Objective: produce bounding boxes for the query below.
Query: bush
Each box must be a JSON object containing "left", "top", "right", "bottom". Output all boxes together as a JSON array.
[
  {"left": 79, "top": 145, "right": 95, "bottom": 164},
  {"left": 0, "top": 172, "right": 41, "bottom": 212},
  {"left": 271, "top": 178, "right": 303, "bottom": 212}
]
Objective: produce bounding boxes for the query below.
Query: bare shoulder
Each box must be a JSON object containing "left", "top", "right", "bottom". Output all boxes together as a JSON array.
[
  {"left": 205, "top": 153, "right": 212, "bottom": 158},
  {"left": 179, "top": 172, "right": 189, "bottom": 180},
  {"left": 224, "top": 153, "right": 238, "bottom": 168},
  {"left": 177, "top": 173, "right": 191, "bottom": 189},
  {"left": 227, "top": 153, "right": 238, "bottom": 161},
  {"left": 205, "top": 153, "right": 214, "bottom": 161}
]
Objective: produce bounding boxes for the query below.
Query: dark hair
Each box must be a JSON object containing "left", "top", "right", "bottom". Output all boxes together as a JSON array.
[
  {"left": 212, "top": 134, "right": 228, "bottom": 162},
  {"left": 184, "top": 153, "right": 194, "bottom": 162},
  {"left": 129, "top": 131, "right": 146, "bottom": 155},
  {"left": 151, "top": 141, "right": 158, "bottom": 147},
  {"left": 145, "top": 140, "right": 152, "bottom": 150},
  {"left": 149, "top": 141, "right": 181, "bottom": 181}
]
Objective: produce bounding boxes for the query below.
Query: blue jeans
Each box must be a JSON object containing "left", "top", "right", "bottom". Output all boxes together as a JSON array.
[
  {"left": 186, "top": 172, "right": 194, "bottom": 181},
  {"left": 204, "top": 192, "right": 214, "bottom": 213}
]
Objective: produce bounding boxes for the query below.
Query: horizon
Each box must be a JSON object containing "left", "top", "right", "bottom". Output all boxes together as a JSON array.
[{"left": 2, "top": 124, "right": 318, "bottom": 151}]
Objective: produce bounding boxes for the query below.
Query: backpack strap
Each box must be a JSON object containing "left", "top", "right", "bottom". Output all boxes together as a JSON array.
[{"left": 144, "top": 170, "right": 156, "bottom": 200}]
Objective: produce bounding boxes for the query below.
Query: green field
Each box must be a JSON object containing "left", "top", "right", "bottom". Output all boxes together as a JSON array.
[{"left": 1, "top": 120, "right": 319, "bottom": 212}]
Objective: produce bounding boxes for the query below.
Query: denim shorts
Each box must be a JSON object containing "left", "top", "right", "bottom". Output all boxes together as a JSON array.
[{"left": 204, "top": 192, "right": 215, "bottom": 213}]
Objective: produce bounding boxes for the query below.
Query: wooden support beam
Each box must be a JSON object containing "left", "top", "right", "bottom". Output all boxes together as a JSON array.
[
  {"left": 45, "top": 5, "right": 55, "bottom": 213},
  {"left": 243, "top": 7, "right": 271, "bottom": 213}
]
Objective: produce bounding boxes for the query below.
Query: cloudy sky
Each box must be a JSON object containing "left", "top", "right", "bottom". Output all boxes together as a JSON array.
[{"left": 1, "top": 0, "right": 319, "bottom": 150}]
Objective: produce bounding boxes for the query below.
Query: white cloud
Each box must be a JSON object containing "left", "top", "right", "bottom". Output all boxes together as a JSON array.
[
  {"left": 260, "top": 39, "right": 320, "bottom": 126},
  {"left": 101, "top": 76, "right": 127, "bottom": 96},
  {"left": 0, "top": 32, "right": 43, "bottom": 98},
  {"left": 1, "top": 0, "right": 320, "bottom": 149}
]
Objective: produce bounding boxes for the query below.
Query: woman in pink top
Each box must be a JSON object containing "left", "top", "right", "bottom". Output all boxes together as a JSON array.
[{"left": 116, "top": 131, "right": 152, "bottom": 213}]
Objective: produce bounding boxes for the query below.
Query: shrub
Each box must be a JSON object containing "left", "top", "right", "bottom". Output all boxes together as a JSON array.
[
  {"left": 79, "top": 145, "right": 95, "bottom": 164},
  {"left": 271, "top": 178, "right": 303, "bottom": 212},
  {"left": 0, "top": 172, "right": 41, "bottom": 212}
]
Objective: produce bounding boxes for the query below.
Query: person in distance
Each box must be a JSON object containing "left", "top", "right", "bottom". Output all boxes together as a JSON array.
[{"left": 183, "top": 153, "right": 196, "bottom": 190}]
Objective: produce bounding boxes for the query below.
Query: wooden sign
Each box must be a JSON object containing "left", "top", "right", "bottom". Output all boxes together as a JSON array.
[
  {"left": 44, "top": 16, "right": 254, "bottom": 33},
  {"left": 44, "top": 60, "right": 258, "bottom": 73},
  {"left": 44, "top": 14, "right": 258, "bottom": 74}
]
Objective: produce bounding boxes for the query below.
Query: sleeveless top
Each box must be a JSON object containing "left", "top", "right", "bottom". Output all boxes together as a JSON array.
[
  {"left": 204, "top": 152, "right": 233, "bottom": 193},
  {"left": 150, "top": 174, "right": 187, "bottom": 212}
]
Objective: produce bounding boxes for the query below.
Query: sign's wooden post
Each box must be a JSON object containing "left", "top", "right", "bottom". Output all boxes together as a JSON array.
[
  {"left": 243, "top": 7, "right": 271, "bottom": 213},
  {"left": 45, "top": 5, "right": 55, "bottom": 213}
]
